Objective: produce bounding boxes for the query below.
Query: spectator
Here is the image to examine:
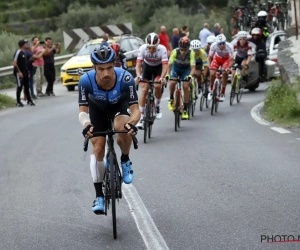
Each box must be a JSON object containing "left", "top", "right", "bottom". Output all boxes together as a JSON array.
[
  {"left": 213, "top": 23, "right": 221, "bottom": 36},
  {"left": 31, "top": 37, "right": 45, "bottom": 97},
  {"left": 101, "top": 34, "right": 109, "bottom": 46},
  {"left": 199, "top": 23, "right": 212, "bottom": 48},
  {"left": 180, "top": 26, "right": 189, "bottom": 37},
  {"left": 25, "top": 43, "right": 43, "bottom": 100},
  {"left": 12, "top": 40, "right": 35, "bottom": 107},
  {"left": 43, "top": 37, "right": 61, "bottom": 96},
  {"left": 171, "top": 28, "right": 181, "bottom": 49},
  {"left": 158, "top": 25, "right": 171, "bottom": 56},
  {"left": 220, "top": 27, "right": 224, "bottom": 34}
]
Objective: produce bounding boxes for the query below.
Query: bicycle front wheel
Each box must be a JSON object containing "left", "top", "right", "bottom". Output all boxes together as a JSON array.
[
  {"left": 237, "top": 80, "right": 243, "bottom": 103},
  {"left": 148, "top": 101, "right": 154, "bottom": 139},
  {"left": 174, "top": 92, "right": 180, "bottom": 131},
  {"left": 230, "top": 75, "right": 238, "bottom": 106},
  {"left": 108, "top": 151, "right": 117, "bottom": 239}
]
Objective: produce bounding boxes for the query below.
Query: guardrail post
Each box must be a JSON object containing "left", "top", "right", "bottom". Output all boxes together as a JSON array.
[{"left": 294, "top": 0, "right": 299, "bottom": 40}]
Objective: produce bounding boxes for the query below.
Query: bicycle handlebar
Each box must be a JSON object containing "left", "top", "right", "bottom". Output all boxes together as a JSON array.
[
  {"left": 83, "top": 131, "right": 138, "bottom": 152},
  {"left": 139, "top": 79, "right": 167, "bottom": 88},
  {"left": 169, "top": 78, "right": 190, "bottom": 82}
]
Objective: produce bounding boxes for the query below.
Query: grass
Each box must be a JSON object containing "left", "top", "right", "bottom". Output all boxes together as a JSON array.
[
  {"left": 264, "top": 78, "right": 300, "bottom": 127},
  {"left": 0, "top": 82, "right": 15, "bottom": 90},
  {"left": 0, "top": 93, "right": 15, "bottom": 109}
]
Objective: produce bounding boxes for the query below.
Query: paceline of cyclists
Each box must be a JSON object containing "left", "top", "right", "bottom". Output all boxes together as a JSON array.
[{"left": 78, "top": 28, "right": 259, "bottom": 214}]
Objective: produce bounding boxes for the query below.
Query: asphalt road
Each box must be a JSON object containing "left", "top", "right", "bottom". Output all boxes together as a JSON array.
[{"left": 1, "top": 83, "right": 300, "bottom": 250}]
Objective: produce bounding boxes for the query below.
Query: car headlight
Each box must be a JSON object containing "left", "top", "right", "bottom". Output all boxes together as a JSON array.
[{"left": 61, "top": 68, "right": 66, "bottom": 73}]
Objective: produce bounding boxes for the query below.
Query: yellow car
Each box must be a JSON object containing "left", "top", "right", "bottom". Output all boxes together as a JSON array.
[
  {"left": 60, "top": 35, "right": 144, "bottom": 91},
  {"left": 60, "top": 38, "right": 115, "bottom": 91}
]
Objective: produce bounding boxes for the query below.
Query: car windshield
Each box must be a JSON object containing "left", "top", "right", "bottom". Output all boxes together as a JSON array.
[{"left": 76, "top": 44, "right": 100, "bottom": 56}]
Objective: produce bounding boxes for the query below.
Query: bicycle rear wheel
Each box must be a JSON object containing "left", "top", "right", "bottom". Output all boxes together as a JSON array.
[
  {"left": 144, "top": 99, "right": 150, "bottom": 143},
  {"left": 200, "top": 94, "right": 205, "bottom": 111},
  {"left": 108, "top": 151, "right": 117, "bottom": 239},
  {"left": 174, "top": 92, "right": 180, "bottom": 132}
]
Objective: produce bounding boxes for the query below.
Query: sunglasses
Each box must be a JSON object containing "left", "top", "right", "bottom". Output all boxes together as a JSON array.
[
  {"left": 147, "top": 46, "right": 156, "bottom": 50},
  {"left": 193, "top": 49, "right": 200, "bottom": 52},
  {"left": 218, "top": 42, "right": 225, "bottom": 46},
  {"left": 239, "top": 37, "right": 247, "bottom": 40},
  {"left": 180, "top": 48, "right": 188, "bottom": 52}
]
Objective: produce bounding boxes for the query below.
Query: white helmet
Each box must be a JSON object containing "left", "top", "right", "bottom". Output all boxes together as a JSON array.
[
  {"left": 257, "top": 10, "right": 268, "bottom": 17},
  {"left": 251, "top": 27, "right": 261, "bottom": 35},
  {"left": 215, "top": 34, "right": 226, "bottom": 43},
  {"left": 206, "top": 35, "right": 216, "bottom": 44},
  {"left": 237, "top": 31, "right": 249, "bottom": 39},
  {"left": 190, "top": 40, "right": 201, "bottom": 50},
  {"left": 145, "top": 32, "right": 160, "bottom": 47}
]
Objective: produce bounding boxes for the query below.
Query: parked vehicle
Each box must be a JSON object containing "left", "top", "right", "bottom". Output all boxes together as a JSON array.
[{"left": 60, "top": 34, "right": 144, "bottom": 91}]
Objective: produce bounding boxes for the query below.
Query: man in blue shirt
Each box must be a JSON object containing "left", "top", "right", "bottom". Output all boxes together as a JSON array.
[{"left": 171, "top": 28, "right": 181, "bottom": 49}]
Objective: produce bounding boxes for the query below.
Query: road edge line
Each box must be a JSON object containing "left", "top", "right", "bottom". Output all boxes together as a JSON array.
[{"left": 250, "top": 102, "right": 270, "bottom": 126}]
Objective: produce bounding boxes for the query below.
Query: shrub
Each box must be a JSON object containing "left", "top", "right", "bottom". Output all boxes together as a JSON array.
[
  {"left": 0, "top": 93, "right": 16, "bottom": 109},
  {"left": 264, "top": 79, "right": 300, "bottom": 125}
]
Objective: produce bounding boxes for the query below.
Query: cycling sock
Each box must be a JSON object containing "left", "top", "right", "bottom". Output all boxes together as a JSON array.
[
  {"left": 170, "top": 93, "right": 174, "bottom": 100},
  {"left": 155, "top": 98, "right": 161, "bottom": 107},
  {"left": 121, "top": 153, "right": 129, "bottom": 162},
  {"left": 139, "top": 106, "right": 145, "bottom": 117},
  {"left": 94, "top": 182, "right": 104, "bottom": 197},
  {"left": 221, "top": 86, "right": 226, "bottom": 95},
  {"left": 184, "top": 103, "right": 188, "bottom": 111}
]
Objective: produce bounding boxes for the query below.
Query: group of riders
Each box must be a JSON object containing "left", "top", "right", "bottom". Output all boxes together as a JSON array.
[{"left": 78, "top": 10, "right": 271, "bottom": 215}]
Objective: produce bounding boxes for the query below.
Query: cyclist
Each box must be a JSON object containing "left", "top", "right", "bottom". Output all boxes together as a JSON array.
[
  {"left": 203, "top": 35, "right": 216, "bottom": 55},
  {"left": 78, "top": 45, "right": 140, "bottom": 215},
  {"left": 166, "top": 36, "right": 196, "bottom": 120},
  {"left": 135, "top": 32, "right": 168, "bottom": 129},
  {"left": 110, "top": 43, "right": 127, "bottom": 70},
  {"left": 208, "top": 34, "right": 234, "bottom": 102},
  {"left": 190, "top": 39, "right": 208, "bottom": 95},
  {"left": 230, "top": 31, "right": 254, "bottom": 83}
]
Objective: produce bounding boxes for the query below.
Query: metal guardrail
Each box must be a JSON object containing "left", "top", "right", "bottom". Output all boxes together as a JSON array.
[{"left": 0, "top": 54, "right": 73, "bottom": 77}]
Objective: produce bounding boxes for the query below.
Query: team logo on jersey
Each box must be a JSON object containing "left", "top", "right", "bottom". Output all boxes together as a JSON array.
[
  {"left": 113, "top": 90, "right": 117, "bottom": 95},
  {"left": 81, "top": 87, "right": 86, "bottom": 101},
  {"left": 124, "top": 75, "right": 131, "bottom": 83}
]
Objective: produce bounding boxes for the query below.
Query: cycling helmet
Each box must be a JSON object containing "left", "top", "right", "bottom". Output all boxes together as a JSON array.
[
  {"left": 206, "top": 35, "right": 216, "bottom": 45},
  {"left": 257, "top": 10, "right": 268, "bottom": 17},
  {"left": 145, "top": 32, "right": 160, "bottom": 47},
  {"left": 178, "top": 36, "right": 190, "bottom": 49},
  {"left": 251, "top": 27, "right": 261, "bottom": 35},
  {"left": 110, "top": 43, "right": 121, "bottom": 55},
  {"left": 190, "top": 39, "right": 201, "bottom": 50},
  {"left": 90, "top": 45, "right": 116, "bottom": 64},
  {"left": 237, "top": 31, "right": 249, "bottom": 39},
  {"left": 215, "top": 34, "right": 226, "bottom": 43}
]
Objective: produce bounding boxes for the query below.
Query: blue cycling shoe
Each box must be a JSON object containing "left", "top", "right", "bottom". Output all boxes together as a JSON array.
[
  {"left": 121, "top": 160, "right": 134, "bottom": 184},
  {"left": 92, "top": 197, "right": 104, "bottom": 215}
]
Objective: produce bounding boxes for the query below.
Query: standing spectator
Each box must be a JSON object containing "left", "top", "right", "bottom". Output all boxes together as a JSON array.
[
  {"left": 101, "top": 34, "right": 109, "bottom": 46},
  {"left": 180, "top": 26, "right": 189, "bottom": 37},
  {"left": 171, "top": 28, "right": 181, "bottom": 49},
  {"left": 213, "top": 23, "right": 221, "bottom": 36},
  {"left": 199, "top": 23, "right": 212, "bottom": 48},
  {"left": 12, "top": 40, "right": 35, "bottom": 107},
  {"left": 158, "top": 25, "right": 171, "bottom": 56},
  {"left": 31, "top": 37, "right": 45, "bottom": 97},
  {"left": 43, "top": 37, "right": 61, "bottom": 96},
  {"left": 25, "top": 43, "right": 44, "bottom": 99}
]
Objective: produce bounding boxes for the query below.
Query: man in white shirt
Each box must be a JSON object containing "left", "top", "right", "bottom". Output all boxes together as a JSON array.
[{"left": 199, "top": 23, "right": 212, "bottom": 48}]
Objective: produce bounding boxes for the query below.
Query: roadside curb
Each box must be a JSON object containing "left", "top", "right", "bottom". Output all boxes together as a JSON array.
[{"left": 251, "top": 102, "right": 292, "bottom": 135}]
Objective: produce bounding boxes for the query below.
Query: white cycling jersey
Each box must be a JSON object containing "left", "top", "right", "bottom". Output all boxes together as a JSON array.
[
  {"left": 209, "top": 42, "right": 234, "bottom": 59},
  {"left": 137, "top": 44, "right": 168, "bottom": 66},
  {"left": 232, "top": 40, "right": 254, "bottom": 58}
]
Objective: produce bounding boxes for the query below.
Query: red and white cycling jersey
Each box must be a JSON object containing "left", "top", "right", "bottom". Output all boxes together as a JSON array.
[
  {"left": 209, "top": 42, "right": 234, "bottom": 60},
  {"left": 232, "top": 40, "right": 254, "bottom": 58},
  {"left": 137, "top": 44, "right": 168, "bottom": 66}
]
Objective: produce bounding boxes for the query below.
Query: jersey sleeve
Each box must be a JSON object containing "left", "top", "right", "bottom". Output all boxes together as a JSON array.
[
  {"left": 121, "top": 72, "right": 139, "bottom": 106},
  {"left": 247, "top": 42, "right": 255, "bottom": 55},
  {"left": 137, "top": 45, "right": 146, "bottom": 63},
  {"left": 227, "top": 43, "right": 235, "bottom": 57},
  {"left": 160, "top": 45, "right": 168, "bottom": 64},
  {"left": 190, "top": 50, "right": 196, "bottom": 66},
  {"left": 78, "top": 73, "right": 92, "bottom": 107},
  {"left": 168, "top": 49, "right": 177, "bottom": 64},
  {"left": 209, "top": 44, "right": 216, "bottom": 57},
  {"left": 200, "top": 49, "right": 208, "bottom": 66}
]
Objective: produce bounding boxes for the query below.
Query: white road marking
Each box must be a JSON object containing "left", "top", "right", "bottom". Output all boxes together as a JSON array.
[
  {"left": 250, "top": 102, "right": 270, "bottom": 126},
  {"left": 123, "top": 184, "right": 170, "bottom": 250},
  {"left": 270, "top": 127, "right": 291, "bottom": 134}
]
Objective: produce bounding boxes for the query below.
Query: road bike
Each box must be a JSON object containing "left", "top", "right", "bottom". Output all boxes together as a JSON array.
[
  {"left": 199, "top": 75, "right": 210, "bottom": 111},
  {"left": 170, "top": 77, "right": 190, "bottom": 131},
  {"left": 211, "top": 68, "right": 223, "bottom": 116},
  {"left": 188, "top": 78, "right": 196, "bottom": 118},
  {"left": 140, "top": 77, "right": 165, "bottom": 143},
  {"left": 230, "top": 64, "right": 245, "bottom": 106},
  {"left": 83, "top": 95, "right": 138, "bottom": 239}
]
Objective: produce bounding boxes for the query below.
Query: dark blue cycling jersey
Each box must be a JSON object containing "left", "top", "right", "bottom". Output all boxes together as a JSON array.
[{"left": 78, "top": 67, "right": 138, "bottom": 107}]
